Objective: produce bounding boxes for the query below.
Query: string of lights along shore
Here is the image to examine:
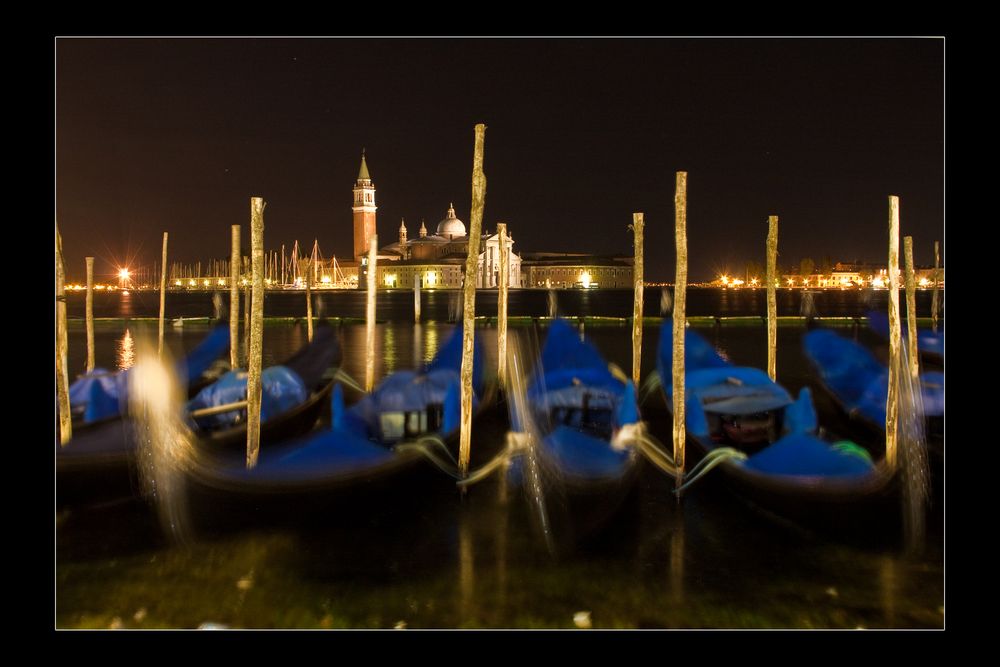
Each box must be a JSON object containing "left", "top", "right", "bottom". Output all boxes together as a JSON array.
[{"left": 64, "top": 151, "right": 942, "bottom": 293}]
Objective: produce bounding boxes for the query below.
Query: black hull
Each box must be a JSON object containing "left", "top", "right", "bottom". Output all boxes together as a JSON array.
[{"left": 684, "top": 434, "right": 901, "bottom": 538}]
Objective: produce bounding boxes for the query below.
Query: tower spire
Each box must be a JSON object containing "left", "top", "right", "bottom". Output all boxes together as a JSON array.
[
  {"left": 419, "top": 219, "right": 427, "bottom": 238},
  {"left": 399, "top": 218, "right": 408, "bottom": 245},
  {"left": 358, "top": 148, "right": 370, "bottom": 181}
]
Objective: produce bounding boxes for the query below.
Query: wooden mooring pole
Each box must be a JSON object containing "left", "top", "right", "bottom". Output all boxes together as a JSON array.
[
  {"left": 459, "top": 123, "right": 487, "bottom": 477},
  {"left": 631, "top": 212, "right": 644, "bottom": 388},
  {"left": 85, "top": 257, "right": 95, "bottom": 372},
  {"left": 766, "top": 215, "right": 778, "bottom": 382},
  {"left": 56, "top": 226, "right": 72, "bottom": 445},
  {"left": 365, "top": 235, "right": 378, "bottom": 393},
  {"left": 886, "top": 196, "right": 901, "bottom": 471},
  {"left": 246, "top": 197, "right": 266, "bottom": 469},
  {"left": 932, "top": 240, "right": 940, "bottom": 333},
  {"left": 230, "top": 225, "right": 240, "bottom": 369},
  {"left": 497, "top": 222, "right": 509, "bottom": 389},
  {"left": 673, "top": 172, "right": 688, "bottom": 494},
  {"left": 305, "top": 259, "right": 314, "bottom": 343},
  {"left": 414, "top": 275, "right": 422, "bottom": 324},
  {"left": 903, "top": 236, "right": 919, "bottom": 382},
  {"left": 158, "top": 232, "right": 168, "bottom": 358}
]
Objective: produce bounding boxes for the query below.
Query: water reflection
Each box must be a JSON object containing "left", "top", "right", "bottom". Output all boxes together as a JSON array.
[
  {"left": 879, "top": 554, "right": 896, "bottom": 628},
  {"left": 669, "top": 508, "right": 686, "bottom": 605},
  {"left": 118, "top": 328, "right": 135, "bottom": 370},
  {"left": 459, "top": 507, "right": 474, "bottom": 622},
  {"left": 424, "top": 325, "right": 439, "bottom": 367},
  {"left": 118, "top": 289, "right": 134, "bottom": 319},
  {"left": 384, "top": 325, "right": 397, "bottom": 375}
]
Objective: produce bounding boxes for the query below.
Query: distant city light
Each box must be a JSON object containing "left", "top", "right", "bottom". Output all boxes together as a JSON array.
[
  {"left": 919, "top": 277, "right": 930, "bottom": 287},
  {"left": 580, "top": 271, "right": 592, "bottom": 289},
  {"left": 321, "top": 276, "right": 331, "bottom": 284}
]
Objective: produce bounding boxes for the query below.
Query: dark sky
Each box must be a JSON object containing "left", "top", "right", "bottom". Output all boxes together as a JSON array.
[{"left": 56, "top": 38, "right": 943, "bottom": 283}]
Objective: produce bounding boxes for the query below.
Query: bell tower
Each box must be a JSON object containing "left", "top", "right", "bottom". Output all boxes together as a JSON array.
[{"left": 352, "top": 149, "right": 377, "bottom": 261}]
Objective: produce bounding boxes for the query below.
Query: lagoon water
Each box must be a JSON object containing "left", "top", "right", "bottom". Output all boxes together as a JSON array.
[{"left": 56, "top": 289, "right": 944, "bottom": 629}]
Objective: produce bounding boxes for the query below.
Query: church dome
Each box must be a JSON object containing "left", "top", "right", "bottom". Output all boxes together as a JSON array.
[{"left": 436, "top": 203, "right": 466, "bottom": 237}]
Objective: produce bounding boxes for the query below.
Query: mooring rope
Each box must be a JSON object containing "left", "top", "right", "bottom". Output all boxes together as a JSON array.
[
  {"left": 639, "top": 371, "right": 662, "bottom": 404},
  {"left": 626, "top": 424, "right": 747, "bottom": 495},
  {"left": 673, "top": 447, "right": 748, "bottom": 495},
  {"left": 457, "top": 432, "right": 532, "bottom": 487},
  {"left": 330, "top": 368, "right": 364, "bottom": 393}
]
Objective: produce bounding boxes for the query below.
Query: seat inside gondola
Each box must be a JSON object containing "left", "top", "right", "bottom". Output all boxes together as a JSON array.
[
  {"left": 378, "top": 403, "right": 445, "bottom": 443},
  {"left": 537, "top": 386, "right": 618, "bottom": 440}
]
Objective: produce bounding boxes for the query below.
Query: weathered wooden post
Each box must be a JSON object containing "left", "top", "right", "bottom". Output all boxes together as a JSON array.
[
  {"left": 305, "top": 258, "right": 314, "bottom": 343},
  {"left": 932, "top": 240, "right": 940, "bottom": 333},
  {"left": 766, "top": 215, "right": 779, "bottom": 382},
  {"left": 246, "top": 197, "right": 266, "bottom": 469},
  {"left": 158, "top": 232, "right": 168, "bottom": 358},
  {"left": 243, "top": 265, "right": 250, "bottom": 369},
  {"left": 85, "top": 257, "right": 95, "bottom": 372},
  {"left": 230, "top": 225, "right": 240, "bottom": 369},
  {"left": 631, "top": 213, "right": 644, "bottom": 387},
  {"left": 56, "top": 226, "right": 72, "bottom": 445},
  {"left": 414, "top": 275, "right": 422, "bottom": 323},
  {"left": 497, "top": 222, "right": 509, "bottom": 389},
  {"left": 886, "top": 196, "right": 901, "bottom": 471},
  {"left": 904, "top": 236, "right": 919, "bottom": 382},
  {"left": 365, "top": 235, "right": 378, "bottom": 393},
  {"left": 673, "top": 172, "right": 688, "bottom": 494},
  {"left": 459, "top": 123, "right": 487, "bottom": 477}
]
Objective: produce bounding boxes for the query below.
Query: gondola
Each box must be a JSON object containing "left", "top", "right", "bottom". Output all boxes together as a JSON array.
[
  {"left": 656, "top": 323, "right": 897, "bottom": 532},
  {"left": 802, "top": 327, "right": 944, "bottom": 456},
  {"left": 505, "top": 318, "right": 642, "bottom": 548},
  {"left": 867, "top": 310, "right": 943, "bottom": 364},
  {"left": 180, "top": 323, "right": 491, "bottom": 519},
  {"left": 56, "top": 322, "right": 340, "bottom": 507}
]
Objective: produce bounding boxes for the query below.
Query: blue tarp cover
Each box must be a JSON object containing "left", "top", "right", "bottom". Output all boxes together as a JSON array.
[
  {"left": 543, "top": 425, "right": 633, "bottom": 480},
  {"left": 743, "top": 432, "right": 875, "bottom": 477},
  {"left": 187, "top": 366, "right": 307, "bottom": 430}
]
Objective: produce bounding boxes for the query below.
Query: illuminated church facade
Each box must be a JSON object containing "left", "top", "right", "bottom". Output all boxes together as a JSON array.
[{"left": 346, "top": 152, "right": 630, "bottom": 290}]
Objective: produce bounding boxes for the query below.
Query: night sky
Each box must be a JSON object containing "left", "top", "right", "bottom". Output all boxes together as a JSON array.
[{"left": 55, "top": 38, "right": 943, "bottom": 283}]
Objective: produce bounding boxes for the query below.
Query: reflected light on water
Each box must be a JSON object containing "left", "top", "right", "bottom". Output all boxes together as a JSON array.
[
  {"left": 459, "top": 509, "right": 474, "bottom": 621},
  {"left": 384, "top": 326, "right": 397, "bottom": 375},
  {"left": 118, "top": 328, "right": 135, "bottom": 370},
  {"left": 424, "top": 325, "right": 439, "bottom": 367}
]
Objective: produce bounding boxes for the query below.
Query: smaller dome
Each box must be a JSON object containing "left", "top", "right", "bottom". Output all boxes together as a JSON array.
[{"left": 436, "top": 203, "right": 466, "bottom": 237}]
